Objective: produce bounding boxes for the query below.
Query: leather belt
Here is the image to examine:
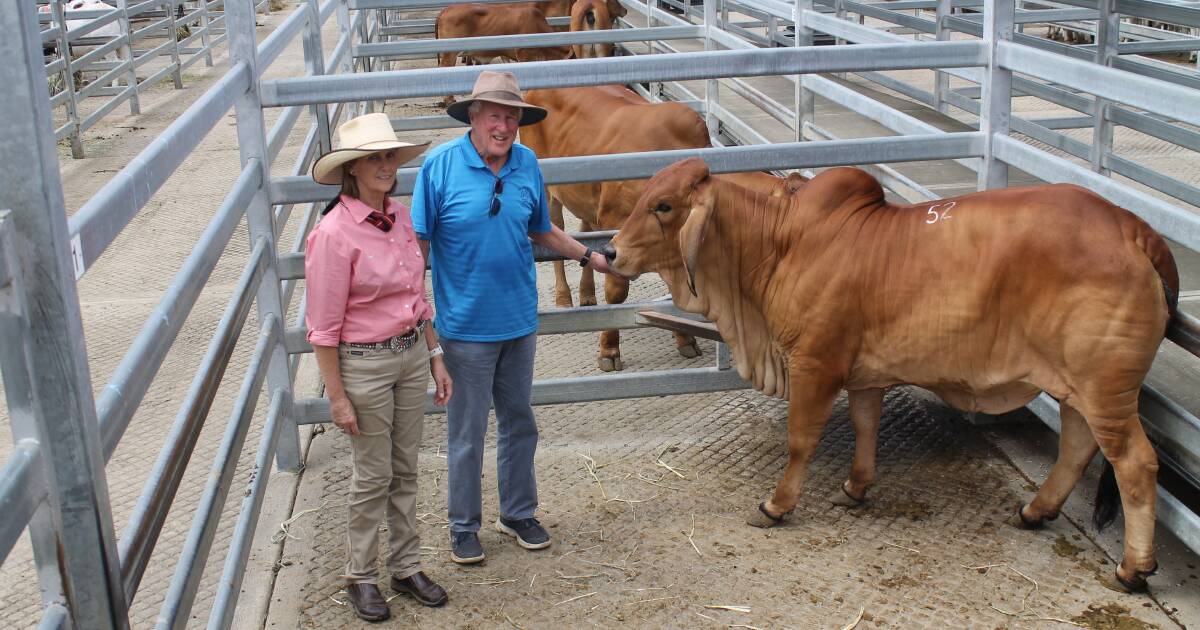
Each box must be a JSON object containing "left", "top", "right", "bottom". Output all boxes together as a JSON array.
[{"left": 342, "top": 319, "right": 426, "bottom": 353}]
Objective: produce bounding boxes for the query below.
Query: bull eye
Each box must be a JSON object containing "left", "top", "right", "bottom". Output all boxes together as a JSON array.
[
  {"left": 654, "top": 202, "right": 671, "bottom": 213},
  {"left": 586, "top": 10, "right": 596, "bottom": 25}
]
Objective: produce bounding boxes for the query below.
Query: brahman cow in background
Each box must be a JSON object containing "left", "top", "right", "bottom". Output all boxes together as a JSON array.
[
  {"left": 603, "top": 158, "right": 1178, "bottom": 593},
  {"left": 568, "top": 0, "right": 627, "bottom": 58},
  {"left": 435, "top": 3, "right": 571, "bottom": 86},
  {"left": 521, "top": 85, "right": 806, "bottom": 371}
]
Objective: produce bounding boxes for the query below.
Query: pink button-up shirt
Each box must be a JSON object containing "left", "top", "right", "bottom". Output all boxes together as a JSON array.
[{"left": 305, "top": 195, "right": 433, "bottom": 346}]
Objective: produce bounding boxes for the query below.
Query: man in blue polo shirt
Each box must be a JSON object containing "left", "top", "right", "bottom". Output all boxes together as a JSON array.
[{"left": 412, "top": 71, "right": 615, "bottom": 565}]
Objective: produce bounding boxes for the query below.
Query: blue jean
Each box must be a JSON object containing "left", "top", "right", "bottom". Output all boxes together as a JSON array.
[{"left": 442, "top": 333, "right": 539, "bottom": 533}]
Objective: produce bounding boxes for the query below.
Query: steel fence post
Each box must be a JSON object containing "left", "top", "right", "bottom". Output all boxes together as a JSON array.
[
  {"left": 794, "top": 0, "right": 814, "bottom": 142},
  {"left": 978, "top": 0, "right": 1013, "bottom": 189},
  {"left": 226, "top": 0, "right": 302, "bottom": 472},
  {"left": 115, "top": 0, "right": 141, "bottom": 114},
  {"left": 336, "top": 0, "right": 359, "bottom": 117},
  {"left": 51, "top": 0, "right": 86, "bottom": 158},
  {"left": 166, "top": 0, "right": 185, "bottom": 88},
  {"left": 198, "top": 0, "right": 215, "bottom": 66},
  {"left": 1091, "top": 0, "right": 1118, "bottom": 176},
  {"left": 304, "top": 0, "right": 333, "bottom": 154},
  {"left": 0, "top": 3, "right": 128, "bottom": 627},
  {"left": 935, "top": 0, "right": 951, "bottom": 114},
  {"left": 704, "top": 0, "right": 719, "bottom": 141}
]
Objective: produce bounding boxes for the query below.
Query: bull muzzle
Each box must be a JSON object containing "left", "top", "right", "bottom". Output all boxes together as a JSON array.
[{"left": 600, "top": 243, "right": 617, "bottom": 263}]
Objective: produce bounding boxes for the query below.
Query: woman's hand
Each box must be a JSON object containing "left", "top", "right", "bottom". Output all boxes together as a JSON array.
[
  {"left": 330, "top": 394, "right": 360, "bottom": 436},
  {"left": 430, "top": 357, "right": 453, "bottom": 406}
]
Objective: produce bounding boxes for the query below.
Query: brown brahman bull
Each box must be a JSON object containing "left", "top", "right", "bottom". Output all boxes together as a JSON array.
[
  {"left": 603, "top": 158, "right": 1178, "bottom": 593},
  {"left": 521, "top": 85, "right": 805, "bottom": 371},
  {"left": 435, "top": 3, "right": 571, "bottom": 88}
]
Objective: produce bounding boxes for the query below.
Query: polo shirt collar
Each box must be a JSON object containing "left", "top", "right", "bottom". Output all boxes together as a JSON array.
[{"left": 458, "top": 131, "right": 520, "bottom": 176}]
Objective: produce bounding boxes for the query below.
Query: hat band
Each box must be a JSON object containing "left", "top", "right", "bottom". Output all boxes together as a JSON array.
[{"left": 470, "top": 90, "right": 529, "bottom": 106}]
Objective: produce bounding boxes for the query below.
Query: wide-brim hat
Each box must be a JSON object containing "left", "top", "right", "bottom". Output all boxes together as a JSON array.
[
  {"left": 312, "top": 112, "right": 429, "bottom": 185},
  {"left": 446, "top": 70, "right": 548, "bottom": 127}
]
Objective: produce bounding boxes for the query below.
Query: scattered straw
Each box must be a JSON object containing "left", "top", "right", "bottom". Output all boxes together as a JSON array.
[
  {"left": 636, "top": 472, "right": 682, "bottom": 491},
  {"left": 530, "top": 574, "right": 537, "bottom": 589},
  {"left": 554, "top": 592, "right": 598, "bottom": 606},
  {"left": 608, "top": 493, "right": 659, "bottom": 505},
  {"left": 578, "top": 453, "right": 609, "bottom": 500},
  {"left": 557, "top": 572, "right": 604, "bottom": 580},
  {"left": 883, "top": 541, "right": 920, "bottom": 554},
  {"left": 621, "top": 586, "right": 670, "bottom": 593},
  {"left": 557, "top": 544, "right": 601, "bottom": 559},
  {"left": 683, "top": 515, "right": 703, "bottom": 557},
  {"left": 841, "top": 607, "right": 865, "bottom": 630},
  {"left": 696, "top": 612, "right": 718, "bottom": 622},
  {"left": 965, "top": 563, "right": 1039, "bottom": 616},
  {"left": 578, "top": 558, "right": 637, "bottom": 577},
  {"left": 729, "top": 625, "right": 765, "bottom": 630},
  {"left": 655, "top": 443, "right": 688, "bottom": 479},
  {"left": 504, "top": 614, "right": 525, "bottom": 629},
  {"left": 329, "top": 590, "right": 348, "bottom": 606},
  {"left": 703, "top": 605, "right": 751, "bottom": 613},
  {"left": 271, "top": 500, "right": 329, "bottom": 544},
  {"left": 625, "top": 596, "right": 679, "bottom": 605},
  {"left": 469, "top": 578, "right": 518, "bottom": 587}
]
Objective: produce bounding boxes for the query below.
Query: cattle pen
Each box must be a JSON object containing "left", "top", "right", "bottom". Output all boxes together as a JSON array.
[{"left": 2, "top": 0, "right": 1200, "bottom": 627}]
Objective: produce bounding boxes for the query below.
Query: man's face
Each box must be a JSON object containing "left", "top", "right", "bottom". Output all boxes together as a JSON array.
[{"left": 469, "top": 101, "right": 521, "bottom": 160}]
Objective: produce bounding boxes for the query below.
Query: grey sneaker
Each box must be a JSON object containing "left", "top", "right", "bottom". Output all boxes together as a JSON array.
[
  {"left": 450, "top": 531, "right": 485, "bottom": 564},
  {"left": 495, "top": 516, "right": 551, "bottom": 550}
]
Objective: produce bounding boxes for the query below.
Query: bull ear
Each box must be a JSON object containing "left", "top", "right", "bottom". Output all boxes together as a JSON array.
[
  {"left": 679, "top": 176, "right": 716, "bottom": 297},
  {"left": 608, "top": 0, "right": 627, "bottom": 17}
]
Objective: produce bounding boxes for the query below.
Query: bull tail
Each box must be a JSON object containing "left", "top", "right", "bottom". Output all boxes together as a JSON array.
[
  {"left": 1134, "top": 218, "right": 1180, "bottom": 321},
  {"left": 1093, "top": 460, "right": 1121, "bottom": 530}
]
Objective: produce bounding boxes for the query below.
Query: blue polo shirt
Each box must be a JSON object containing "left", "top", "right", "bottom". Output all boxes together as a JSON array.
[{"left": 411, "top": 132, "right": 552, "bottom": 342}]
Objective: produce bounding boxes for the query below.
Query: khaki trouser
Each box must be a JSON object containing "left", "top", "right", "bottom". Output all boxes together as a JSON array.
[{"left": 338, "top": 333, "right": 429, "bottom": 584}]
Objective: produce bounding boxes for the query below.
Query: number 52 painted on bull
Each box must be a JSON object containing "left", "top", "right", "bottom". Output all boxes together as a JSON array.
[{"left": 925, "top": 201, "right": 955, "bottom": 224}]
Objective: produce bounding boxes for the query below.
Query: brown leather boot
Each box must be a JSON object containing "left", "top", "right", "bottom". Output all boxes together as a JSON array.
[
  {"left": 391, "top": 571, "right": 449, "bottom": 607},
  {"left": 345, "top": 582, "right": 390, "bottom": 622}
]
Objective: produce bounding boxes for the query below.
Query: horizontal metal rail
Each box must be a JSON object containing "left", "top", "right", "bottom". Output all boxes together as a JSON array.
[
  {"left": 0, "top": 443, "right": 45, "bottom": 566},
  {"left": 272, "top": 132, "right": 984, "bottom": 204},
  {"left": 354, "top": 25, "right": 702, "bottom": 58},
  {"left": 997, "top": 40, "right": 1200, "bottom": 127},
  {"left": 118, "top": 239, "right": 269, "bottom": 602},
  {"left": 296, "top": 365, "right": 750, "bottom": 423},
  {"left": 68, "top": 62, "right": 250, "bottom": 279},
  {"left": 96, "top": 163, "right": 258, "bottom": 462},
  {"left": 261, "top": 40, "right": 988, "bottom": 106}
]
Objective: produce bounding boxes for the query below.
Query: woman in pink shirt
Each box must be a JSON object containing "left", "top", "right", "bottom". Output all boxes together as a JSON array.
[{"left": 305, "top": 113, "right": 451, "bottom": 621}]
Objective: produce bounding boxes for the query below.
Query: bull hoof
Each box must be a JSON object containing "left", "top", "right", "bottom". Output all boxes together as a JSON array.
[
  {"left": 829, "top": 482, "right": 867, "bottom": 508},
  {"left": 1009, "top": 503, "right": 1052, "bottom": 530},
  {"left": 598, "top": 356, "right": 624, "bottom": 372},
  {"left": 1102, "top": 564, "right": 1157, "bottom": 594},
  {"left": 746, "top": 502, "right": 790, "bottom": 528},
  {"left": 677, "top": 339, "right": 702, "bottom": 359}
]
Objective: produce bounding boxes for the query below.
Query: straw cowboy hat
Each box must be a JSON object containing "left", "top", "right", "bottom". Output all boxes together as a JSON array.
[
  {"left": 446, "top": 70, "right": 548, "bottom": 127},
  {"left": 311, "top": 113, "right": 429, "bottom": 185}
]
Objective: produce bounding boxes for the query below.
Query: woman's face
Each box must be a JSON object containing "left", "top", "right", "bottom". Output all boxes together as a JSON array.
[{"left": 349, "top": 149, "right": 403, "bottom": 197}]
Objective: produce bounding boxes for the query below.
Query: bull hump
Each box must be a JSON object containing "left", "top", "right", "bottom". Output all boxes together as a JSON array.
[{"left": 805, "top": 168, "right": 884, "bottom": 209}]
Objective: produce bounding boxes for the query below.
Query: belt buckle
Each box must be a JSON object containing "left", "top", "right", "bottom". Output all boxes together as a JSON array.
[{"left": 389, "top": 335, "right": 402, "bottom": 353}]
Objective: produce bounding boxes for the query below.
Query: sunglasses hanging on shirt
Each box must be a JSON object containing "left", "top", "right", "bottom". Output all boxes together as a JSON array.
[{"left": 490, "top": 179, "right": 503, "bottom": 217}]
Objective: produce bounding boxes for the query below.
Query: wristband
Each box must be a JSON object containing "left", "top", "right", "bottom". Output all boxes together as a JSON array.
[{"left": 429, "top": 345, "right": 444, "bottom": 359}]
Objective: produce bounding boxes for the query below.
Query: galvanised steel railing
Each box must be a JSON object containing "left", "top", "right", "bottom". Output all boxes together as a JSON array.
[{"left": 37, "top": 0, "right": 276, "bottom": 158}]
